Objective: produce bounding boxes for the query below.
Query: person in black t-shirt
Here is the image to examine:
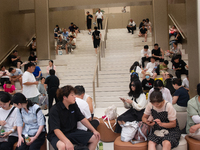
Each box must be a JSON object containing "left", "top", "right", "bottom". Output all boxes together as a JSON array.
[
  {"left": 172, "top": 78, "right": 190, "bottom": 112},
  {"left": 138, "top": 25, "right": 147, "bottom": 42},
  {"left": 92, "top": 26, "right": 101, "bottom": 55},
  {"left": 152, "top": 43, "right": 164, "bottom": 62},
  {"left": 139, "top": 19, "right": 146, "bottom": 29},
  {"left": 44, "top": 69, "right": 59, "bottom": 116},
  {"left": 10, "top": 50, "right": 23, "bottom": 69},
  {"left": 47, "top": 85, "right": 100, "bottom": 150},
  {"left": 142, "top": 72, "right": 154, "bottom": 93},
  {"left": 28, "top": 51, "right": 37, "bottom": 63},
  {"left": 172, "top": 56, "right": 188, "bottom": 78},
  {"left": 86, "top": 11, "right": 93, "bottom": 35}
]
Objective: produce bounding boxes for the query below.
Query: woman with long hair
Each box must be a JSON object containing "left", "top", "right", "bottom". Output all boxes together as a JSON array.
[
  {"left": 115, "top": 80, "right": 147, "bottom": 133},
  {"left": 12, "top": 93, "right": 46, "bottom": 150},
  {"left": 46, "top": 60, "right": 56, "bottom": 75}
]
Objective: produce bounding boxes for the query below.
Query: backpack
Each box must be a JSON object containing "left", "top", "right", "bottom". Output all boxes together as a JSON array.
[{"left": 20, "top": 106, "right": 46, "bottom": 132}]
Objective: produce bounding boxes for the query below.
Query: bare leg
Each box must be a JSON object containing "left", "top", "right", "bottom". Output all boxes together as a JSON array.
[
  {"left": 88, "top": 135, "right": 99, "bottom": 150},
  {"left": 95, "top": 48, "right": 97, "bottom": 54},
  {"left": 17, "top": 62, "right": 21, "bottom": 69},
  {"left": 162, "top": 140, "right": 171, "bottom": 150},
  {"left": 118, "top": 120, "right": 125, "bottom": 126},
  {"left": 56, "top": 140, "right": 66, "bottom": 150},
  {"left": 65, "top": 45, "right": 68, "bottom": 54},
  {"left": 152, "top": 73, "right": 157, "bottom": 79},
  {"left": 19, "top": 77, "right": 23, "bottom": 90},
  {"left": 149, "top": 26, "right": 152, "bottom": 33},
  {"left": 148, "top": 141, "right": 157, "bottom": 150},
  {"left": 56, "top": 45, "right": 59, "bottom": 55},
  {"left": 145, "top": 34, "right": 147, "bottom": 42}
]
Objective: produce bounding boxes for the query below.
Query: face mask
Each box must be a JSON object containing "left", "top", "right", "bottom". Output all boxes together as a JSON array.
[{"left": 146, "top": 75, "right": 150, "bottom": 79}]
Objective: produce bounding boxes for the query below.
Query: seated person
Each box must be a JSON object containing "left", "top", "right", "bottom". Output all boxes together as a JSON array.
[
  {"left": 152, "top": 43, "right": 164, "bottom": 62},
  {"left": 186, "top": 83, "right": 200, "bottom": 140},
  {"left": 3, "top": 80, "right": 16, "bottom": 95},
  {"left": 30, "top": 37, "right": 36, "bottom": 51},
  {"left": 138, "top": 25, "right": 147, "bottom": 42},
  {"left": 163, "top": 73, "right": 176, "bottom": 95},
  {"left": 157, "top": 60, "right": 169, "bottom": 78},
  {"left": 182, "top": 75, "right": 189, "bottom": 91},
  {"left": 172, "top": 56, "right": 188, "bottom": 79},
  {"left": 38, "top": 77, "right": 48, "bottom": 110},
  {"left": 0, "top": 91, "right": 18, "bottom": 150},
  {"left": 68, "top": 22, "right": 74, "bottom": 32},
  {"left": 67, "top": 36, "right": 76, "bottom": 54},
  {"left": 141, "top": 45, "right": 151, "bottom": 68},
  {"left": 169, "top": 32, "right": 182, "bottom": 48},
  {"left": 0, "top": 66, "right": 10, "bottom": 87},
  {"left": 54, "top": 25, "right": 62, "bottom": 39},
  {"left": 169, "top": 25, "right": 178, "bottom": 39},
  {"left": 47, "top": 85, "right": 100, "bottom": 150},
  {"left": 8, "top": 68, "right": 22, "bottom": 90},
  {"left": 62, "top": 28, "right": 68, "bottom": 40},
  {"left": 75, "top": 85, "right": 94, "bottom": 114},
  {"left": 68, "top": 30, "right": 76, "bottom": 40},
  {"left": 148, "top": 79, "right": 172, "bottom": 103},
  {"left": 12, "top": 93, "right": 46, "bottom": 150},
  {"left": 144, "top": 57, "right": 158, "bottom": 79},
  {"left": 142, "top": 90, "right": 181, "bottom": 150},
  {"left": 73, "top": 24, "right": 80, "bottom": 36},
  {"left": 129, "top": 61, "right": 144, "bottom": 81},
  {"left": 75, "top": 86, "right": 99, "bottom": 130},
  {"left": 144, "top": 18, "right": 152, "bottom": 33},
  {"left": 28, "top": 51, "right": 37, "bottom": 63},
  {"left": 142, "top": 72, "right": 154, "bottom": 94},
  {"left": 115, "top": 80, "right": 147, "bottom": 133},
  {"left": 127, "top": 19, "right": 136, "bottom": 34},
  {"left": 172, "top": 78, "right": 190, "bottom": 112},
  {"left": 10, "top": 50, "right": 23, "bottom": 69},
  {"left": 46, "top": 60, "right": 56, "bottom": 75},
  {"left": 139, "top": 19, "right": 146, "bottom": 29},
  {"left": 56, "top": 35, "right": 67, "bottom": 55},
  {"left": 166, "top": 42, "right": 181, "bottom": 64},
  {"left": 33, "top": 64, "right": 42, "bottom": 81}
]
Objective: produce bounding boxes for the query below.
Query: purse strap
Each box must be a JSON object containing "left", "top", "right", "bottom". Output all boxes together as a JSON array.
[{"left": 103, "top": 116, "right": 116, "bottom": 132}]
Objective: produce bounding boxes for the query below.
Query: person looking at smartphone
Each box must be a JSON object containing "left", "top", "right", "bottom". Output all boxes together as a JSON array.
[{"left": 115, "top": 80, "right": 147, "bottom": 133}]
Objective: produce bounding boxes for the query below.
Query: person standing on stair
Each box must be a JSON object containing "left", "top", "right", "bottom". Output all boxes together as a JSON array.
[
  {"left": 92, "top": 26, "right": 101, "bottom": 55},
  {"left": 86, "top": 11, "right": 93, "bottom": 35},
  {"left": 95, "top": 9, "right": 103, "bottom": 30}
]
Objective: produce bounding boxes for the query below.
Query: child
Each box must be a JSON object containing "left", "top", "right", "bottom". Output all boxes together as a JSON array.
[
  {"left": 142, "top": 89, "right": 181, "bottom": 150},
  {"left": 3, "top": 81, "right": 16, "bottom": 95},
  {"left": 159, "top": 60, "right": 169, "bottom": 79}
]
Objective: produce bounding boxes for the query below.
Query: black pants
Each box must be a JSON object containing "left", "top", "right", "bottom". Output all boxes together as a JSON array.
[
  {"left": 127, "top": 26, "right": 136, "bottom": 34},
  {"left": 175, "top": 70, "right": 188, "bottom": 79},
  {"left": 153, "top": 56, "right": 164, "bottom": 62},
  {"left": 141, "top": 57, "right": 150, "bottom": 68},
  {"left": 89, "top": 119, "right": 99, "bottom": 130},
  {"left": 16, "top": 132, "right": 45, "bottom": 150},
  {"left": 48, "top": 87, "right": 59, "bottom": 112},
  {"left": 0, "top": 136, "right": 18, "bottom": 150},
  {"left": 0, "top": 78, "right": 9, "bottom": 87},
  {"left": 97, "top": 19, "right": 102, "bottom": 29}
]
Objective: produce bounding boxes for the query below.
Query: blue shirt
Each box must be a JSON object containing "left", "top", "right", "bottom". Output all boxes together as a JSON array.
[
  {"left": 174, "top": 87, "right": 190, "bottom": 107},
  {"left": 16, "top": 104, "right": 45, "bottom": 136},
  {"left": 62, "top": 32, "right": 69, "bottom": 39},
  {"left": 33, "top": 66, "right": 42, "bottom": 77}
]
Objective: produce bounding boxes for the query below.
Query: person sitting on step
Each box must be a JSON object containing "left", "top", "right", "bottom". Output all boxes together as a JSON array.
[
  {"left": 142, "top": 72, "right": 154, "bottom": 94},
  {"left": 172, "top": 78, "right": 190, "bottom": 112},
  {"left": 66, "top": 36, "right": 76, "bottom": 54},
  {"left": 127, "top": 19, "right": 136, "bottom": 34},
  {"left": 138, "top": 25, "right": 147, "bottom": 42},
  {"left": 151, "top": 43, "right": 164, "bottom": 62},
  {"left": 56, "top": 35, "right": 67, "bottom": 55},
  {"left": 141, "top": 45, "right": 151, "bottom": 68},
  {"left": 8, "top": 67, "right": 23, "bottom": 90}
]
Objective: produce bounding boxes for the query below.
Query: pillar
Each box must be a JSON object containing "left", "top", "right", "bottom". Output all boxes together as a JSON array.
[
  {"left": 186, "top": 0, "right": 199, "bottom": 97},
  {"left": 35, "top": 0, "right": 50, "bottom": 60},
  {"left": 153, "top": 0, "right": 168, "bottom": 50}
]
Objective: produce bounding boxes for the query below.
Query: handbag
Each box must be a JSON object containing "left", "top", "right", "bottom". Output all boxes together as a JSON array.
[
  {"left": 121, "top": 121, "right": 139, "bottom": 142},
  {"left": 131, "top": 121, "right": 151, "bottom": 144},
  {"left": 0, "top": 107, "right": 16, "bottom": 142},
  {"left": 102, "top": 105, "right": 118, "bottom": 132}
]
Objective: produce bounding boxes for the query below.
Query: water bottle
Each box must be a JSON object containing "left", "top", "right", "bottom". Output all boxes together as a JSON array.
[
  {"left": 1, "top": 128, "right": 5, "bottom": 135},
  {"left": 25, "top": 134, "right": 31, "bottom": 143},
  {"left": 99, "top": 142, "right": 103, "bottom": 150}
]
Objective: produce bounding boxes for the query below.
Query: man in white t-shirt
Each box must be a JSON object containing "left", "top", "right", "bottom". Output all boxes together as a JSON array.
[
  {"left": 141, "top": 45, "right": 152, "bottom": 68},
  {"left": 144, "top": 57, "right": 158, "bottom": 79},
  {"left": 75, "top": 85, "right": 99, "bottom": 131},
  {"left": 182, "top": 75, "right": 189, "bottom": 91},
  {"left": 66, "top": 36, "right": 76, "bottom": 54},
  {"left": 22, "top": 62, "right": 40, "bottom": 103},
  {"left": 127, "top": 19, "right": 136, "bottom": 34},
  {"left": 95, "top": 9, "right": 103, "bottom": 30}
]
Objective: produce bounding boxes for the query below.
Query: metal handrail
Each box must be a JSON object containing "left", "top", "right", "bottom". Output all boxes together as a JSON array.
[
  {"left": 26, "top": 34, "right": 36, "bottom": 47},
  {"left": 168, "top": 14, "right": 186, "bottom": 39},
  {"left": 92, "top": 17, "right": 108, "bottom": 107},
  {"left": 0, "top": 44, "right": 18, "bottom": 65}
]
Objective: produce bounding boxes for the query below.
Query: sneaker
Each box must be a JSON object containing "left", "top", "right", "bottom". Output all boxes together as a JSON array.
[{"left": 71, "top": 49, "right": 74, "bottom": 52}]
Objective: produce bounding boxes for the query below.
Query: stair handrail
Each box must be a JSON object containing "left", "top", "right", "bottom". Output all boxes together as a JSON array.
[
  {"left": 168, "top": 14, "right": 186, "bottom": 39},
  {"left": 25, "top": 34, "right": 36, "bottom": 47},
  {"left": 0, "top": 44, "right": 19, "bottom": 65},
  {"left": 92, "top": 17, "right": 108, "bottom": 107}
]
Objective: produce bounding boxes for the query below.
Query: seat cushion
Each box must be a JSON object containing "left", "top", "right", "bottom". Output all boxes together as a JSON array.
[
  {"left": 185, "top": 135, "right": 200, "bottom": 150},
  {"left": 114, "top": 136, "right": 148, "bottom": 150}
]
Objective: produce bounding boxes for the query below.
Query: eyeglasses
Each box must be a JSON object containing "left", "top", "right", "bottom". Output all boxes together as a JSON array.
[{"left": 131, "top": 84, "right": 135, "bottom": 87}]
